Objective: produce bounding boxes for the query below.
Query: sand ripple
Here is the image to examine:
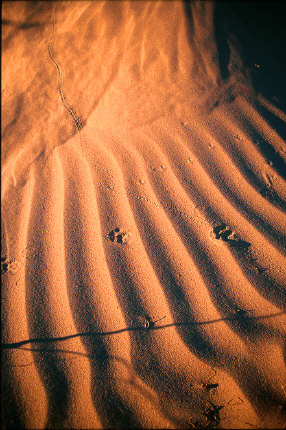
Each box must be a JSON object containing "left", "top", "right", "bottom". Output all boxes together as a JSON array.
[{"left": 2, "top": 1, "right": 286, "bottom": 428}]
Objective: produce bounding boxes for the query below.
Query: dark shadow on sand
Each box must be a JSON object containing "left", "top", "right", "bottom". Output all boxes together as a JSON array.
[{"left": 1, "top": 311, "right": 284, "bottom": 350}]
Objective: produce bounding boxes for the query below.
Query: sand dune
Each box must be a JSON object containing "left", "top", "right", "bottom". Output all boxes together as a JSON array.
[{"left": 2, "top": 1, "right": 286, "bottom": 429}]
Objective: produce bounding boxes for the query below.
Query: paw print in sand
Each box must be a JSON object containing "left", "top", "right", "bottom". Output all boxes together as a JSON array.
[
  {"left": 1, "top": 257, "right": 16, "bottom": 275},
  {"left": 107, "top": 227, "right": 132, "bottom": 244},
  {"left": 203, "top": 402, "right": 224, "bottom": 427},
  {"left": 212, "top": 224, "right": 251, "bottom": 250}
]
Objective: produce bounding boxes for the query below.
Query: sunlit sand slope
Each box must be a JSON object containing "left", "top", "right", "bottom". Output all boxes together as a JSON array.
[{"left": 2, "top": 1, "right": 286, "bottom": 429}]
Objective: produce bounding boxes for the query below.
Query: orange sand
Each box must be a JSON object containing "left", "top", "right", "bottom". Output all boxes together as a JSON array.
[{"left": 2, "top": 1, "right": 286, "bottom": 428}]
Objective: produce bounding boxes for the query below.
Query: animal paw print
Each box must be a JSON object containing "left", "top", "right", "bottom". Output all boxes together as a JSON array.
[
  {"left": 1, "top": 257, "right": 16, "bottom": 275},
  {"left": 107, "top": 227, "right": 132, "bottom": 244},
  {"left": 212, "top": 224, "right": 251, "bottom": 250},
  {"left": 213, "top": 223, "right": 235, "bottom": 241},
  {"left": 203, "top": 402, "right": 224, "bottom": 427}
]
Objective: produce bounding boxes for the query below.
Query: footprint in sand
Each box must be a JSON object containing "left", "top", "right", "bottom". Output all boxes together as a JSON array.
[
  {"left": 212, "top": 224, "right": 251, "bottom": 250},
  {"left": 106, "top": 227, "right": 132, "bottom": 244},
  {"left": 1, "top": 257, "right": 17, "bottom": 275}
]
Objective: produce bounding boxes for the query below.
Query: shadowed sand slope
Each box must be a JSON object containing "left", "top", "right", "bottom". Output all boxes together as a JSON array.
[{"left": 2, "top": 1, "right": 286, "bottom": 429}]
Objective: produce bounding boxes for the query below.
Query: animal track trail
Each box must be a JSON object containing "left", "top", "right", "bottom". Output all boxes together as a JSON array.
[
  {"left": 48, "top": 1, "right": 84, "bottom": 133},
  {"left": 210, "top": 223, "right": 271, "bottom": 274},
  {"left": 100, "top": 179, "right": 212, "bottom": 232}
]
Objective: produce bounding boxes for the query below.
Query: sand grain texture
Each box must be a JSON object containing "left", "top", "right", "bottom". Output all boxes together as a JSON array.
[{"left": 2, "top": 1, "right": 286, "bottom": 429}]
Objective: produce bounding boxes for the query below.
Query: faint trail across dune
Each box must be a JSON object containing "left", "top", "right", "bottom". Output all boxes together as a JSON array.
[{"left": 48, "top": 1, "right": 83, "bottom": 132}]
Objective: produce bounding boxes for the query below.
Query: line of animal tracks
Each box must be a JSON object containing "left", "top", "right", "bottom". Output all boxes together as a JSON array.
[{"left": 48, "top": 1, "right": 84, "bottom": 133}]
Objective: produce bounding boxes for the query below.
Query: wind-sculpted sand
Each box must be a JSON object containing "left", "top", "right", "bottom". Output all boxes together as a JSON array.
[{"left": 2, "top": 1, "right": 286, "bottom": 428}]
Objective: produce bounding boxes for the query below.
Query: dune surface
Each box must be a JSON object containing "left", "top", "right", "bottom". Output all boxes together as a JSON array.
[{"left": 1, "top": 1, "right": 286, "bottom": 429}]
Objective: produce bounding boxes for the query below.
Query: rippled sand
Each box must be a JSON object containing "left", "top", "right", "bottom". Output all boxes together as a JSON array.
[{"left": 2, "top": 1, "right": 286, "bottom": 428}]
